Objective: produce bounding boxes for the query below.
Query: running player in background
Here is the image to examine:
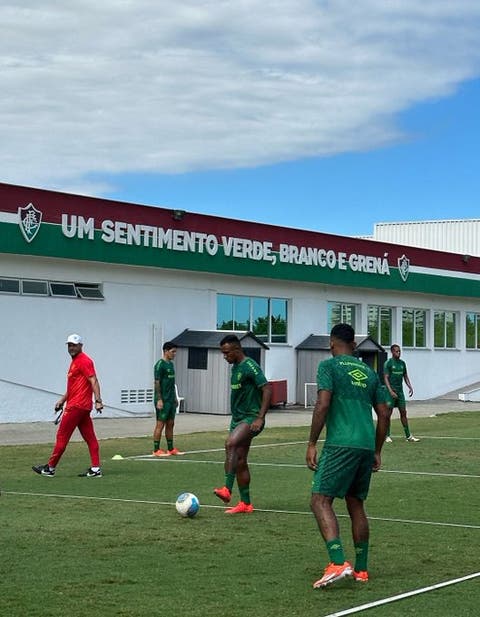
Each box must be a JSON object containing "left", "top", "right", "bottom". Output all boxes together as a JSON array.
[
  {"left": 152, "top": 342, "right": 184, "bottom": 456},
  {"left": 32, "top": 333, "right": 104, "bottom": 478},
  {"left": 306, "top": 323, "right": 389, "bottom": 588},
  {"left": 383, "top": 344, "right": 419, "bottom": 443},
  {"left": 213, "top": 334, "right": 272, "bottom": 514}
]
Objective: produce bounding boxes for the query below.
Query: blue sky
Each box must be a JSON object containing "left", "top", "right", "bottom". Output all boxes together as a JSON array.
[
  {"left": 105, "top": 78, "right": 480, "bottom": 236},
  {"left": 2, "top": 2, "right": 480, "bottom": 237}
]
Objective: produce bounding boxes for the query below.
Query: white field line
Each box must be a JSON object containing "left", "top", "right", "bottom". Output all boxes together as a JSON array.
[
  {"left": 4, "top": 491, "right": 224, "bottom": 510},
  {"left": 134, "top": 440, "right": 308, "bottom": 458},
  {"left": 412, "top": 436, "right": 480, "bottom": 440},
  {"left": 380, "top": 469, "right": 480, "bottom": 479},
  {"left": 323, "top": 571, "right": 480, "bottom": 617},
  {"left": 130, "top": 454, "right": 480, "bottom": 479},
  {"left": 5, "top": 491, "right": 480, "bottom": 529}
]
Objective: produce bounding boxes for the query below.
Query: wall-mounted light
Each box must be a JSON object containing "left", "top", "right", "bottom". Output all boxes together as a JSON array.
[
  {"left": 462, "top": 254, "right": 470, "bottom": 264},
  {"left": 172, "top": 209, "right": 186, "bottom": 221}
]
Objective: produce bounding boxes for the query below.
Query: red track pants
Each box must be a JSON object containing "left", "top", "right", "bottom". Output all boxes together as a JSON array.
[{"left": 48, "top": 406, "right": 100, "bottom": 468}]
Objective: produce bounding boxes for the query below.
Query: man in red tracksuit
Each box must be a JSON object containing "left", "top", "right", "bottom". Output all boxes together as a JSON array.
[{"left": 32, "top": 333, "right": 104, "bottom": 478}]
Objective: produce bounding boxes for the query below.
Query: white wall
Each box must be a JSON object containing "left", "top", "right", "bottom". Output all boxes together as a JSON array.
[{"left": 1, "top": 253, "right": 480, "bottom": 422}]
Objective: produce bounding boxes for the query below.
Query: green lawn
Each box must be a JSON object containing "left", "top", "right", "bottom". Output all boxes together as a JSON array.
[{"left": 1, "top": 412, "right": 479, "bottom": 617}]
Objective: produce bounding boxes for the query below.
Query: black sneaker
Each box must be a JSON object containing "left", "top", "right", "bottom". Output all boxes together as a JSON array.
[
  {"left": 32, "top": 464, "right": 55, "bottom": 477},
  {"left": 78, "top": 467, "right": 102, "bottom": 477}
]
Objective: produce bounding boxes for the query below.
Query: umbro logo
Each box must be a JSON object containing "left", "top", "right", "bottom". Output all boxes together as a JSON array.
[{"left": 348, "top": 369, "right": 368, "bottom": 382}]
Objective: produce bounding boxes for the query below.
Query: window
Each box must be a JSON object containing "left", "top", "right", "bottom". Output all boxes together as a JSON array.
[
  {"left": 328, "top": 302, "right": 357, "bottom": 331},
  {"left": 466, "top": 312, "right": 480, "bottom": 349},
  {"left": 270, "top": 298, "right": 287, "bottom": 343},
  {"left": 49, "top": 282, "right": 77, "bottom": 297},
  {"left": 252, "top": 297, "right": 268, "bottom": 339},
  {"left": 434, "top": 311, "right": 456, "bottom": 348},
  {"left": 217, "top": 294, "right": 288, "bottom": 343},
  {"left": 0, "top": 277, "right": 104, "bottom": 300},
  {"left": 402, "top": 308, "right": 427, "bottom": 347},
  {"left": 188, "top": 347, "right": 208, "bottom": 370},
  {"left": 0, "top": 278, "right": 20, "bottom": 294},
  {"left": 368, "top": 305, "right": 392, "bottom": 346},
  {"left": 21, "top": 280, "right": 49, "bottom": 295},
  {"left": 76, "top": 284, "right": 104, "bottom": 300}
]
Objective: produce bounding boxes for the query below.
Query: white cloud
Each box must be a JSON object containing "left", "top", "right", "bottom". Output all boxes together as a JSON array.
[{"left": 1, "top": 0, "right": 480, "bottom": 193}]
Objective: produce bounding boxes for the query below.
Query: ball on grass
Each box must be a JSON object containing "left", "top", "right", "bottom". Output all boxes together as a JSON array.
[{"left": 175, "top": 492, "right": 200, "bottom": 518}]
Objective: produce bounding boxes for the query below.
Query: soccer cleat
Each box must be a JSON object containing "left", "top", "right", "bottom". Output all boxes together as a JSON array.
[
  {"left": 213, "top": 486, "right": 232, "bottom": 503},
  {"left": 167, "top": 448, "right": 185, "bottom": 456},
  {"left": 225, "top": 501, "right": 254, "bottom": 514},
  {"left": 385, "top": 436, "right": 393, "bottom": 443},
  {"left": 78, "top": 467, "right": 103, "bottom": 477},
  {"left": 152, "top": 449, "right": 170, "bottom": 457},
  {"left": 353, "top": 570, "right": 369, "bottom": 582},
  {"left": 313, "top": 562, "right": 353, "bottom": 588},
  {"left": 32, "top": 464, "right": 55, "bottom": 477},
  {"left": 406, "top": 435, "right": 420, "bottom": 442}
]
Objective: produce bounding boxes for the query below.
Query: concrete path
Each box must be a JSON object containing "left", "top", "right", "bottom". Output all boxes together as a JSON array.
[{"left": 1, "top": 399, "right": 478, "bottom": 446}]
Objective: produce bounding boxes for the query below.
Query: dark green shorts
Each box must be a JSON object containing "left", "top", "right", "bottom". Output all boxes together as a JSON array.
[
  {"left": 312, "top": 445, "right": 375, "bottom": 501},
  {"left": 386, "top": 390, "right": 406, "bottom": 410},
  {"left": 155, "top": 402, "right": 176, "bottom": 422},
  {"left": 229, "top": 416, "right": 264, "bottom": 435}
]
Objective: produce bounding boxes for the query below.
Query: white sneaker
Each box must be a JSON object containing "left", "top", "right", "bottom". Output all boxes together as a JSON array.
[
  {"left": 385, "top": 436, "right": 393, "bottom": 443},
  {"left": 406, "top": 435, "right": 419, "bottom": 442}
]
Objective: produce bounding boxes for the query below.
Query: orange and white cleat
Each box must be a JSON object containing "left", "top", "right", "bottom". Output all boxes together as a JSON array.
[
  {"left": 152, "top": 449, "right": 170, "bottom": 457},
  {"left": 167, "top": 448, "right": 185, "bottom": 455},
  {"left": 225, "top": 501, "right": 254, "bottom": 514},
  {"left": 353, "top": 570, "right": 369, "bottom": 582},
  {"left": 313, "top": 562, "right": 353, "bottom": 588}
]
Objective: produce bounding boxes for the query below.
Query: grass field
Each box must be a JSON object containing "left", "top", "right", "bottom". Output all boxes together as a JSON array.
[{"left": 1, "top": 412, "right": 479, "bottom": 617}]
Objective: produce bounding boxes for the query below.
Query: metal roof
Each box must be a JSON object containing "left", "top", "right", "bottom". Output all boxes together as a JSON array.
[
  {"left": 296, "top": 334, "right": 385, "bottom": 352},
  {"left": 170, "top": 329, "right": 269, "bottom": 349}
]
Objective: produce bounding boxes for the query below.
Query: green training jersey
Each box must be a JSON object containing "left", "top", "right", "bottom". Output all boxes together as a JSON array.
[
  {"left": 154, "top": 359, "right": 175, "bottom": 405},
  {"left": 317, "top": 354, "right": 386, "bottom": 450},
  {"left": 230, "top": 357, "right": 268, "bottom": 423},
  {"left": 383, "top": 357, "right": 406, "bottom": 394}
]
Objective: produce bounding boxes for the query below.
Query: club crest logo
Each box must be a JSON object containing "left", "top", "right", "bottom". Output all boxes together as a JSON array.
[
  {"left": 18, "top": 203, "right": 42, "bottom": 243},
  {"left": 397, "top": 254, "right": 410, "bottom": 282}
]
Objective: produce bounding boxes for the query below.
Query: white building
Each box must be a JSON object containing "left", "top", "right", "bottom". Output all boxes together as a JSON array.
[
  {"left": 370, "top": 219, "right": 480, "bottom": 257},
  {"left": 1, "top": 182, "right": 480, "bottom": 422}
]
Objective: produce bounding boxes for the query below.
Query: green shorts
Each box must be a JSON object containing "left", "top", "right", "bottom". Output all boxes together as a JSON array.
[
  {"left": 385, "top": 390, "right": 406, "bottom": 410},
  {"left": 312, "top": 445, "right": 375, "bottom": 501},
  {"left": 229, "top": 415, "right": 265, "bottom": 435},
  {"left": 155, "top": 401, "right": 176, "bottom": 422}
]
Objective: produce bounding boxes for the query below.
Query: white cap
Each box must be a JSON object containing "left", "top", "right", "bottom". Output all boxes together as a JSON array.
[{"left": 66, "top": 333, "right": 83, "bottom": 345}]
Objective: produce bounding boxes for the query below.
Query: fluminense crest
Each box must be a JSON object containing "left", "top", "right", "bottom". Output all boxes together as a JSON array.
[
  {"left": 18, "top": 203, "right": 42, "bottom": 243},
  {"left": 397, "top": 254, "right": 410, "bottom": 282}
]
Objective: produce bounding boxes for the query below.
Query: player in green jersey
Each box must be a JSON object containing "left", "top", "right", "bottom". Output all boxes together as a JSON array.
[
  {"left": 306, "top": 324, "right": 389, "bottom": 588},
  {"left": 383, "top": 344, "right": 419, "bottom": 442},
  {"left": 152, "top": 342, "right": 184, "bottom": 457},
  {"left": 213, "top": 334, "right": 272, "bottom": 514}
]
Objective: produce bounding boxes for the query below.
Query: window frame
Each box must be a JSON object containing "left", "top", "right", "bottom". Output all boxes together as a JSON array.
[
  {"left": 327, "top": 301, "right": 358, "bottom": 331},
  {"left": 466, "top": 312, "right": 480, "bottom": 349},
  {"left": 402, "top": 307, "right": 428, "bottom": 348},
  {"left": 216, "top": 294, "right": 288, "bottom": 344},
  {"left": 433, "top": 310, "right": 457, "bottom": 349},
  {"left": 367, "top": 304, "right": 393, "bottom": 346}
]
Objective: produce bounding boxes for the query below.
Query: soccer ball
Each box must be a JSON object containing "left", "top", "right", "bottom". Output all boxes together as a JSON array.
[{"left": 175, "top": 492, "right": 200, "bottom": 518}]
